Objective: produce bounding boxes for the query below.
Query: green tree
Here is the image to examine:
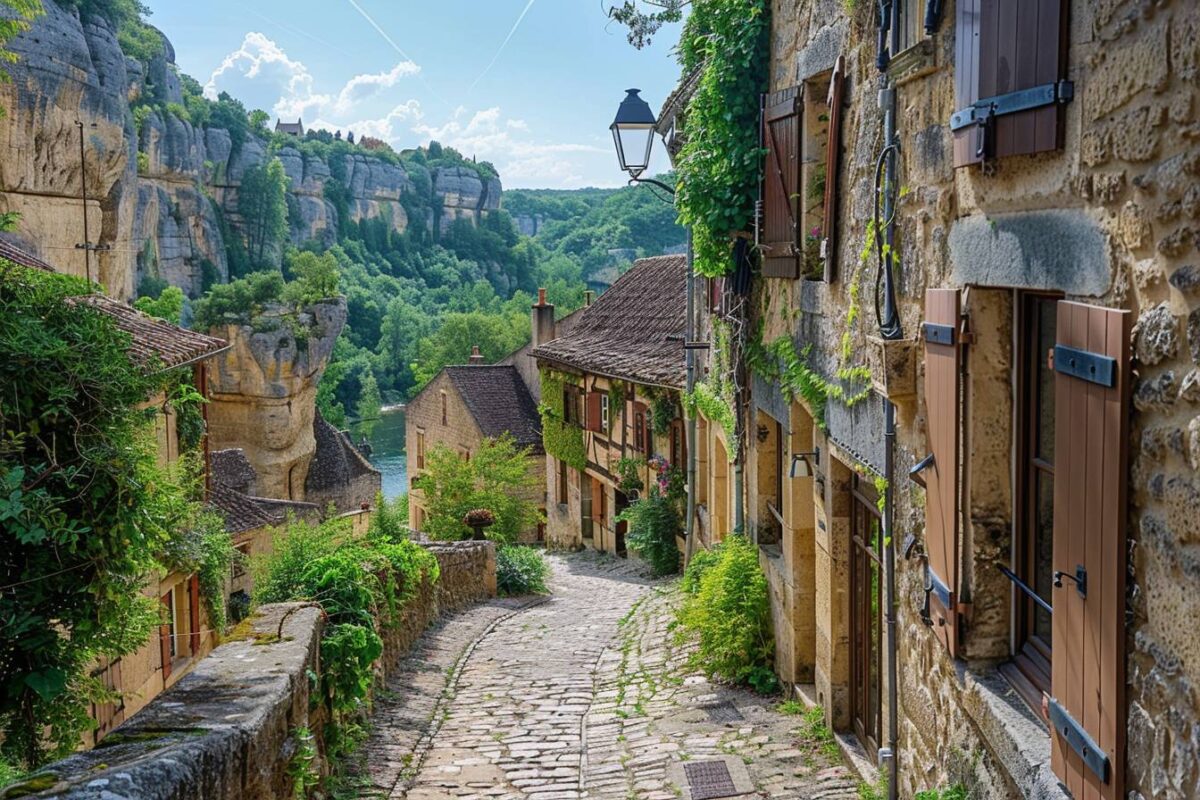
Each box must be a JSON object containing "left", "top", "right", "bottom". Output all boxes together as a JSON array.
[
  {"left": 133, "top": 284, "right": 184, "bottom": 324},
  {"left": 414, "top": 434, "right": 542, "bottom": 544},
  {"left": 283, "top": 249, "right": 340, "bottom": 305},
  {"left": 354, "top": 370, "right": 382, "bottom": 437},
  {"left": 239, "top": 157, "right": 289, "bottom": 266},
  {"left": 0, "top": 263, "right": 202, "bottom": 766},
  {"left": 410, "top": 311, "right": 527, "bottom": 392}
]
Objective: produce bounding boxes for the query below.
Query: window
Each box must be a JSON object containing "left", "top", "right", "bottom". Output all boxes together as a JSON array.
[
  {"left": 1006, "top": 294, "right": 1058, "bottom": 704},
  {"left": 563, "top": 386, "right": 574, "bottom": 425},
  {"left": 892, "top": 0, "right": 927, "bottom": 56},
  {"left": 633, "top": 404, "right": 648, "bottom": 452},
  {"left": 600, "top": 393, "right": 610, "bottom": 434},
  {"left": 440, "top": 392, "right": 448, "bottom": 426},
  {"left": 557, "top": 458, "right": 569, "bottom": 505},
  {"left": 416, "top": 430, "right": 426, "bottom": 471},
  {"left": 162, "top": 590, "right": 177, "bottom": 659},
  {"left": 850, "top": 475, "right": 883, "bottom": 755},
  {"left": 670, "top": 418, "right": 686, "bottom": 467},
  {"left": 761, "top": 86, "right": 802, "bottom": 279}
]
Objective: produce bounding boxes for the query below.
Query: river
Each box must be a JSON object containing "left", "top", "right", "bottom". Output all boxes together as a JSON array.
[{"left": 353, "top": 406, "right": 407, "bottom": 501}]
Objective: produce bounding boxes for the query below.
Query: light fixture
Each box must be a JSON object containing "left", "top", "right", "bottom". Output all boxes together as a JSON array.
[
  {"left": 790, "top": 448, "right": 821, "bottom": 479},
  {"left": 610, "top": 88, "right": 657, "bottom": 179}
]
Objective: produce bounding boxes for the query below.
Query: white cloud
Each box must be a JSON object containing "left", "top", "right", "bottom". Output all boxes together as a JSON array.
[{"left": 204, "top": 32, "right": 419, "bottom": 123}]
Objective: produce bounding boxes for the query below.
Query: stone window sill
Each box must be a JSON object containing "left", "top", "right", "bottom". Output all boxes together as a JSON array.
[{"left": 954, "top": 665, "right": 1068, "bottom": 799}]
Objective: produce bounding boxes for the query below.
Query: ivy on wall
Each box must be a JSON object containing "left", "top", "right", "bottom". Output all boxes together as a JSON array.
[
  {"left": 538, "top": 369, "right": 587, "bottom": 470},
  {"left": 683, "top": 382, "right": 738, "bottom": 460},
  {"left": 683, "top": 318, "right": 739, "bottom": 460},
  {"left": 675, "top": 0, "right": 770, "bottom": 277}
]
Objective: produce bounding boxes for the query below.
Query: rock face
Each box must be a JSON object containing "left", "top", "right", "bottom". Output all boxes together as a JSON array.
[
  {"left": 0, "top": 2, "right": 502, "bottom": 299},
  {"left": 205, "top": 298, "right": 347, "bottom": 500}
]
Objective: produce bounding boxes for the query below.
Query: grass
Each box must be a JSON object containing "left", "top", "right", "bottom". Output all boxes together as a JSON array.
[
  {"left": 794, "top": 706, "right": 841, "bottom": 762},
  {"left": 776, "top": 698, "right": 804, "bottom": 715}
]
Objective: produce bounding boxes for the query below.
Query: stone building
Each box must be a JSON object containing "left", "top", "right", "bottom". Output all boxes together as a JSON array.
[
  {"left": 664, "top": 0, "right": 1200, "bottom": 798},
  {"left": 531, "top": 254, "right": 692, "bottom": 557},
  {"left": 406, "top": 360, "right": 547, "bottom": 542}
]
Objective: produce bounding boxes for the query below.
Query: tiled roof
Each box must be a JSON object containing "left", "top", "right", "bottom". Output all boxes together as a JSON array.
[
  {"left": 210, "top": 449, "right": 257, "bottom": 494},
  {"left": 443, "top": 365, "right": 544, "bottom": 452},
  {"left": 207, "top": 483, "right": 278, "bottom": 534},
  {"left": 0, "top": 239, "right": 55, "bottom": 271},
  {"left": 529, "top": 254, "right": 687, "bottom": 388},
  {"left": 305, "top": 411, "right": 380, "bottom": 492},
  {"left": 71, "top": 295, "right": 229, "bottom": 370}
]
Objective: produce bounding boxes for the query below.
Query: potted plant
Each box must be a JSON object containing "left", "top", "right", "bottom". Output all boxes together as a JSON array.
[{"left": 463, "top": 508, "right": 495, "bottom": 541}]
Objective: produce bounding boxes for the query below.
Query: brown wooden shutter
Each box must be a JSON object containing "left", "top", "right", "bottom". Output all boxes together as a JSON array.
[
  {"left": 922, "top": 289, "right": 961, "bottom": 656},
  {"left": 952, "top": 0, "right": 1071, "bottom": 168},
  {"left": 585, "top": 391, "right": 603, "bottom": 433},
  {"left": 821, "top": 56, "right": 845, "bottom": 282},
  {"left": 188, "top": 574, "right": 202, "bottom": 654},
  {"left": 1049, "top": 301, "right": 1131, "bottom": 800},
  {"left": 159, "top": 592, "right": 173, "bottom": 680},
  {"left": 762, "top": 87, "right": 802, "bottom": 278}
]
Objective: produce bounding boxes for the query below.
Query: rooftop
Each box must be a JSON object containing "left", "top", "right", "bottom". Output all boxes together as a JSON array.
[
  {"left": 529, "top": 254, "right": 687, "bottom": 388},
  {"left": 71, "top": 294, "right": 229, "bottom": 370},
  {"left": 443, "top": 365, "right": 544, "bottom": 453},
  {"left": 0, "top": 238, "right": 55, "bottom": 272}
]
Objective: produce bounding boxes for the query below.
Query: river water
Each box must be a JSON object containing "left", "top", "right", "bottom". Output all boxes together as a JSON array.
[{"left": 353, "top": 406, "right": 407, "bottom": 500}]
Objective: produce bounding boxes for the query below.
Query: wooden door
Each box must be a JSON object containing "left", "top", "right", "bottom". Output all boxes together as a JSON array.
[{"left": 849, "top": 476, "right": 882, "bottom": 755}]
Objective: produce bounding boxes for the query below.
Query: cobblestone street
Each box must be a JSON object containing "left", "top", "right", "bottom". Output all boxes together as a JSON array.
[{"left": 363, "top": 552, "right": 859, "bottom": 800}]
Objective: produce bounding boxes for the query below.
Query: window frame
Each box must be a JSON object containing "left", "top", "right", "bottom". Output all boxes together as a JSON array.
[
  {"left": 440, "top": 392, "right": 448, "bottom": 426},
  {"left": 600, "top": 393, "right": 610, "bottom": 434},
  {"left": 557, "top": 458, "right": 569, "bottom": 506}
]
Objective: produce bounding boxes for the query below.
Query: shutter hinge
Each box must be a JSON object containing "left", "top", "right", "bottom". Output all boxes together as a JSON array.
[
  {"left": 1048, "top": 698, "right": 1111, "bottom": 784},
  {"left": 1053, "top": 344, "right": 1116, "bottom": 388},
  {"left": 949, "top": 80, "right": 1075, "bottom": 132}
]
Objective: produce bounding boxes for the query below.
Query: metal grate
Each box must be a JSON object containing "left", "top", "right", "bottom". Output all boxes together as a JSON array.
[
  {"left": 683, "top": 760, "right": 738, "bottom": 800},
  {"left": 702, "top": 702, "right": 744, "bottom": 724}
]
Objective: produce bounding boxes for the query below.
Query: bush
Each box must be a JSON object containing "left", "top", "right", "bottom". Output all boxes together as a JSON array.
[
  {"left": 675, "top": 533, "right": 777, "bottom": 693},
  {"left": 368, "top": 491, "right": 409, "bottom": 542},
  {"left": 495, "top": 545, "right": 550, "bottom": 596},
  {"left": 680, "top": 547, "right": 720, "bottom": 595},
  {"left": 618, "top": 491, "right": 681, "bottom": 576}
]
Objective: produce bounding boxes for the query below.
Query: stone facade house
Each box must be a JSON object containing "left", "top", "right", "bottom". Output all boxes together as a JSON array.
[
  {"left": 406, "top": 361, "right": 547, "bottom": 542},
  {"left": 531, "top": 255, "right": 693, "bottom": 557},
  {"left": 668, "top": 1, "right": 1200, "bottom": 798}
]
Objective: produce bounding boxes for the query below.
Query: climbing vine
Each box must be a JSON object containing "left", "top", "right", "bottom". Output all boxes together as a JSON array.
[
  {"left": 674, "top": 0, "right": 770, "bottom": 277},
  {"left": 683, "top": 319, "right": 739, "bottom": 459},
  {"left": 538, "top": 369, "right": 587, "bottom": 470}
]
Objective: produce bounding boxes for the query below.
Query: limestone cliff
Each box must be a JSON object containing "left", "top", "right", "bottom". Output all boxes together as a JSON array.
[
  {"left": 0, "top": 1, "right": 503, "bottom": 300},
  {"left": 205, "top": 298, "right": 347, "bottom": 501}
]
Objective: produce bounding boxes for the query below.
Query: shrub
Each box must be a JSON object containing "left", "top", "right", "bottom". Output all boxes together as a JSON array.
[
  {"left": 680, "top": 547, "right": 719, "bottom": 595},
  {"left": 618, "top": 491, "right": 681, "bottom": 576},
  {"left": 495, "top": 545, "right": 550, "bottom": 596},
  {"left": 368, "top": 491, "right": 409, "bottom": 542},
  {"left": 914, "top": 787, "right": 967, "bottom": 800},
  {"left": 675, "top": 533, "right": 777, "bottom": 693}
]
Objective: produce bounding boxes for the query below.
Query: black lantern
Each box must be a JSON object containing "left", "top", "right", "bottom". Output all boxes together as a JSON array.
[{"left": 610, "top": 88, "right": 657, "bottom": 179}]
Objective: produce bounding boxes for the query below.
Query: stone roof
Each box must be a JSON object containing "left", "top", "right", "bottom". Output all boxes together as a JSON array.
[
  {"left": 0, "top": 238, "right": 55, "bottom": 271},
  {"left": 530, "top": 254, "right": 687, "bottom": 388},
  {"left": 210, "top": 448, "right": 257, "bottom": 495},
  {"left": 70, "top": 295, "right": 229, "bottom": 369},
  {"left": 443, "top": 365, "right": 544, "bottom": 453},
  {"left": 207, "top": 483, "right": 278, "bottom": 534},
  {"left": 304, "top": 410, "right": 381, "bottom": 492}
]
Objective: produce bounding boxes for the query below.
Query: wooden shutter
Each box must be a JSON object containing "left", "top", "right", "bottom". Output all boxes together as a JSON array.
[
  {"left": 159, "top": 592, "right": 173, "bottom": 680},
  {"left": 585, "top": 391, "right": 603, "bottom": 433},
  {"left": 762, "top": 87, "right": 802, "bottom": 278},
  {"left": 188, "top": 574, "right": 202, "bottom": 654},
  {"left": 922, "top": 289, "right": 961, "bottom": 656},
  {"left": 952, "top": 0, "right": 1071, "bottom": 168},
  {"left": 1049, "top": 301, "right": 1131, "bottom": 800},
  {"left": 822, "top": 56, "right": 846, "bottom": 282}
]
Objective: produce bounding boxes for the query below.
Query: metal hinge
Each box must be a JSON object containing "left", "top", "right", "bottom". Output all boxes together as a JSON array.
[
  {"left": 949, "top": 80, "right": 1075, "bottom": 131},
  {"left": 1048, "top": 698, "right": 1111, "bottom": 784},
  {"left": 1053, "top": 344, "right": 1117, "bottom": 388},
  {"left": 923, "top": 322, "right": 955, "bottom": 345}
]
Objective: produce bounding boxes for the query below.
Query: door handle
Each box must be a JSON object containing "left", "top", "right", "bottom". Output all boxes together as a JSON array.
[{"left": 1053, "top": 565, "right": 1087, "bottom": 599}]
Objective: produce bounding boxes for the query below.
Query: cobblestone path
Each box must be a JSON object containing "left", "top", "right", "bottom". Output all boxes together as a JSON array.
[{"left": 364, "top": 552, "right": 859, "bottom": 800}]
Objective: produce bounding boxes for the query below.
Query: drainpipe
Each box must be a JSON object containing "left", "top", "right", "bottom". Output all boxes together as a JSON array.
[
  {"left": 878, "top": 7, "right": 902, "bottom": 799},
  {"left": 685, "top": 229, "right": 697, "bottom": 551}
]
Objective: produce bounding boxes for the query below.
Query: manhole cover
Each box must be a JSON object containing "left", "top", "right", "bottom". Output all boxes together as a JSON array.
[
  {"left": 683, "top": 760, "right": 738, "bottom": 800},
  {"left": 702, "top": 702, "right": 744, "bottom": 723}
]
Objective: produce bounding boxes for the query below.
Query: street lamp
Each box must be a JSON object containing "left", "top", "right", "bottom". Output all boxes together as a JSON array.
[{"left": 610, "top": 89, "right": 674, "bottom": 195}]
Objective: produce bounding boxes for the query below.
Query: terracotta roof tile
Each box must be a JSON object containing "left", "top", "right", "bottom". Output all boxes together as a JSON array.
[
  {"left": 529, "top": 254, "right": 687, "bottom": 388},
  {"left": 70, "top": 295, "right": 229, "bottom": 370},
  {"left": 0, "top": 239, "right": 55, "bottom": 272},
  {"left": 443, "top": 365, "right": 543, "bottom": 452},
  {"left": 207, "top": 483, "right": 278, "bottom": 534}
]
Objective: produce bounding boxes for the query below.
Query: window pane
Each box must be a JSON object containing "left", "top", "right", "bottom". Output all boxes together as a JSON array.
[
  {"left": 1033, "top": 469, "right": 1055, "bottom": 643},
  {"left": 1036, "top": 299, "right": 1056, "bottom": 463}
]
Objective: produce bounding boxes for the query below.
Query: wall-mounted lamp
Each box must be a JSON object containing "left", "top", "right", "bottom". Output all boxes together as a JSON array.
[{"left": 790, "top": 448, "right": 821, "bottom": 479}]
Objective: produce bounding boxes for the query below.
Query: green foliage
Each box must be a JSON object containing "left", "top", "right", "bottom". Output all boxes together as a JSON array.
[
  {"left": 283, "top": 250, "right": 340, "bottom": 306},
  {"left": 495, "top": 545, "right": 550, "bottom": 596},
  {"left": 675, "top": 534, "right": 777, "bottom": 693},
  {"left": 538, "top": 370, "right": 587, "bottom": 470},
  {"left": 683, "top": 382, "right": 737, "bottom": 459},
  {"left": 191, "top": 270, "right": 284, "bottom": 330},
  {"left": 914, "top": 787, "right": 968, "bottom": 800},
  {"left": 0, "top": 262, "right": 203, "bottom": 767},
  {"left": 680, "top": 547, "right": 719, "bottom": 595},
  {"left": 414, "top": 434, "right": 542, "bottom": 545},
  {"left": 618, "top": 490, "right": 681, "bottom": 576},
  {"left": 606, "top": 0, "right": 685, "bottom": 47},
  {"left": 239, "top": 157, "right": 289, "bottom": 266},
  {"left": 745, "top": 331, "right": 829, "bottom": 428},
  {"left": 649, "top": 392, "right": 676, "bottom": 437},
  {"left": 368, "top": 492, "right": 409, "bottom": 542},
  {"left": 0, "top": 210, "right": 21, "bottom": 232},
  {"left": 674, "top": 0, "right": 769, "bottom": 276},
  {"left": 133, "top": 284, "right": 184, "bottom": 323},
  {"left": 286, "top": 726, "right": 320, "bottom": 800},
  {"left": 161, "top": 510, "right": 238, "bottom": 635},
  {"left": 614, "top": 456, "right": 645, "bottom": 496}
]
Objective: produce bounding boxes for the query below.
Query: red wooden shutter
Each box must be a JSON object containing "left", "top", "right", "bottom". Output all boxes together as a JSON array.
[
  {"left": 189, "top": 574, "right": 202, "bottom": 654},
  {"left": 159, "top": 592, "right": 173, "bottom": 680},
  {"left": 762, "top": 86, "right": 802, "bottom": 278},
  {"left": 822, "top": 56, "right": 845, "bottom": 282},
  {"left": 952, "top": 0, "right": 1071, "bottom": 168},
  {"left": 1049, "top": 301, "right": 1131, "bottom": 800},
  {"left": 922, "top": 289, "right": 961, "bottom": 656},
  {"left": 585, "top": 391, "right": 603, "bottom": 433}
]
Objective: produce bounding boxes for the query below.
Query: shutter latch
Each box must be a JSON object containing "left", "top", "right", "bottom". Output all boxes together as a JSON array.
[{"left": 949, "top": 80, "right": 1075, "bottom": 132}]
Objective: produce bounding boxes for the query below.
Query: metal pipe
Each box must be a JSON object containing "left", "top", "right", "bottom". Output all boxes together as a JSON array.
[
  {"left": 76, "top": 120, "right": 90, "bottom": 285},
  {"left": 685, "top": 229, "right": 697, "bottom": 550}
]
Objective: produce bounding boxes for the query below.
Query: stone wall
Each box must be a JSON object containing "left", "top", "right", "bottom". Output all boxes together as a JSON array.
[
  {"left": 753, "top": 0, "right": 1200, "bottom": 797},
  {"left": 14, "top": 541, "right": 497, "bottom": 800}
]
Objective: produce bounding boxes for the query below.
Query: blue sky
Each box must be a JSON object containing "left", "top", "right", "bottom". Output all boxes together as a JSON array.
[{"left": 144, "top": 1, "right": 683, "bottom": 189}]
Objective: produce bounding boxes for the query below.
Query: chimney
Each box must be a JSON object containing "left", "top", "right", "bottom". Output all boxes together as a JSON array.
[
  {"left": 531, "top": 287, "right": 556, "bottom": 348},
  {"left": 468, "top": 345, "right": 484, "bottom": 364},
  {"left": 583, "top": 290, "right": 595, "bottom": 307}
]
